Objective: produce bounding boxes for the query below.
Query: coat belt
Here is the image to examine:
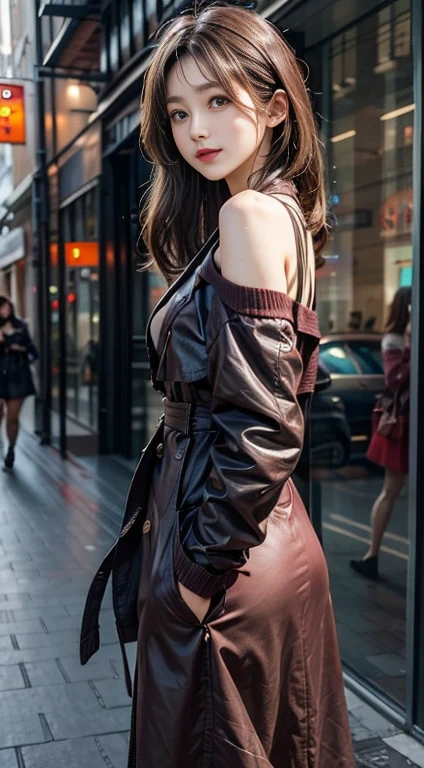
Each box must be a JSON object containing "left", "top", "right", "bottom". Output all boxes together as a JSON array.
[{"left": 163, "top": 399, "right": 213, "bottom": 434}]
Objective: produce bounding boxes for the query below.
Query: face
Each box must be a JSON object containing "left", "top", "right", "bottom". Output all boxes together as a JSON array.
[
  {"left": 166, "top": 56, "right": 286, "bottom": 194},
  {"left": 0, "top": 302, "right": 11, "bottom": 320}
]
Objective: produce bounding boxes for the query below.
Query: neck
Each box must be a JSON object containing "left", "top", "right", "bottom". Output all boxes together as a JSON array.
[{"left": 225, "top": 129, "right": 272, "bottom": 196}]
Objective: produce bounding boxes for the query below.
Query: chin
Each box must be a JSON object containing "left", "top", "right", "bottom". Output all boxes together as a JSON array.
[
  {"left": 197, "top": 169, "right": 227, "bottom": 182},
  {"left": 196, "top": 161, "right": 238, "bottom": 182}
]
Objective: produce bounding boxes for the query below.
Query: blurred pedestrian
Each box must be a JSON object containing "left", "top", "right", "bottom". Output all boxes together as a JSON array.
[
  {"left": 351, "top": 286, "right": 411, "bottom": 580},
  {"left": 0, "top": 296, "right": 38, "bottom": 470},
  {"left": 81, "top": 7, "right": 355, "bottom": 767}
]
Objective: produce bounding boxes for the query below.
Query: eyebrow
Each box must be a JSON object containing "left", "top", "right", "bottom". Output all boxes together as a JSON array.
[{"left": 166, "top": 80, "right": 222, "bottom": 105}]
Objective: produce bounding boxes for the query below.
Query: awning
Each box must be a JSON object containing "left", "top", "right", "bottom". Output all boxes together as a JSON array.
[
  {"left": 0, "top": 227, "right": 25, "bottom": 269},
  {"left": 4, "top": 173, "right": 32, "bottom": 212}
]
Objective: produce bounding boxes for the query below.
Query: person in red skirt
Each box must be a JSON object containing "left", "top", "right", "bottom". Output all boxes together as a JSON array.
[{"left": 351, "top": 286, "right": 411, "bottom": 580}]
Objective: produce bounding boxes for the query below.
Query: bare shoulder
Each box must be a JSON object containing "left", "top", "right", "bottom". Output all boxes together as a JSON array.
[{"left": 218, "top": 190, "right": 297, "bottom": 292}]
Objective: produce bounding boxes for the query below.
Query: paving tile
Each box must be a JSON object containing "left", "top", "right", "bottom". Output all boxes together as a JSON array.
[
  {"left": 90, "top": 678, "right": 130, "bottom": 708},
  {"left": 58, "top": 656, "right": 119, "bottom": 683},
  {"left": 6, "top": 605, "right": 69, "bottom": 623},
  {"left": 0, "top": 748, "right": 18, "bottom": 767},
  {"left": 98, "top": 732, "right": 130, "bottom": 765},
  {"left": 349, "top": 711, "right": 373, "bottom": 739},
  {"left": 0, "top": 597, "right": 32, "bottom": 609},
  {"left": 65, "top": 600, "right": 113, "bottom": 616},
  {"left": 13, "top": 629, "right": 79, "bottom": 650},
  {"left": 45, "top": 705, "right": 131, "bottom": 740},
  {"left": 0, "top": 713, "right": 46, "bottom": 749},
  {"left": 96, "top": 623, "right": 119, "bottom": 645},
  {"left": 9, "top": 566, "right": 41, "bottom": 576},
  {"left": 21, "top": 736, "right": 109, "bottom": 768},
  {"left": 42, "top": 614, "right": 82, "bottom": 633},
  {"left": 0, "top": 664, "right": 25, "bottom": 692},
  {"left": 24, "top": 659, "right": 67, "bottom": 687},
  {"left": 0, "top": 641, "right": 79, "bottom": 665},
  {"left": 0, "top": 681, "right": 101, "bottom": 717},
  {"left": 345, "top": 688, "right": 366, "bottom": 711},
  {"left": 6, "top": 595, "right": 80, "bottom": 610},
  {"left": 63, "top": 603, "right": 86, "bottom": 617},
  {"left": 0, "top": 619, "right": 46, "bottom": 636},
  {"left": 0, "top": 610, "right": 15, "bottom": 624},
  {"left": 0, "top": 636, "right": 14, "bottom": 652},
  {"left": 5, "top": 555, "right": 32, "bottom": 565},
  {"left": 384, "top": 735, "right": 424, "bottom": 768}
]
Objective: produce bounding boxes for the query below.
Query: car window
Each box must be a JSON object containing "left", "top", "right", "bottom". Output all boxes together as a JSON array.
[
  {"left": 347, "top": 341, "right": 383, "bottom": 374},
  {"left": 319, "top": 343, "right": 358, "bottom": 374}
]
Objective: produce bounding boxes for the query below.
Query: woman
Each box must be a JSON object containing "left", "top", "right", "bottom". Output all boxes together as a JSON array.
[
  {"left": 0, "top": 296, "right": 37, "bottom": 470},
  {"left": 81, "top": 6, "right": 355, "bottom": 767},
  {"left": 351, "top": 286, "right": 411, "bottom": 581}
]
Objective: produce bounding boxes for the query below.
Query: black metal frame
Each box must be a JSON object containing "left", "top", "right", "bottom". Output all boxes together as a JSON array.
[
  {"left": 34, "top": 0, "right": 52, "bottom": 446},
  {"left": 406, "top": 0, "right": 424, "bottom": 737}
]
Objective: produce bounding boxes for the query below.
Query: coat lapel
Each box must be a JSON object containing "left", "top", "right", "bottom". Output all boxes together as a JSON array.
[{"left": 145, "top": 229, "right": 219, "bottom": 380}]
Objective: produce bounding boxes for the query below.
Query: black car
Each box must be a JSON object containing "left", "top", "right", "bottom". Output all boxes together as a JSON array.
[
  {"left": 309, "top": 365, "right": 351, "bottom": 469},
  {"left": 318, "top": 333, "right": 384, "bottom": 456}
]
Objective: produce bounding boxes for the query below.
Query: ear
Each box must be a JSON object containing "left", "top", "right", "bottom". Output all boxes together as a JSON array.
[{"left": 265, "top": 89, "right": 288, "bottom": 128}]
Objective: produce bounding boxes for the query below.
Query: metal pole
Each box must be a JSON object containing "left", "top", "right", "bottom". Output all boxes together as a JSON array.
[{"left": 33, "top": 1, "right": 51, "bottom": 445}]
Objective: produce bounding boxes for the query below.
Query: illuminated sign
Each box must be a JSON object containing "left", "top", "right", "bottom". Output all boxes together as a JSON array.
[
  {"left": 65, "top": 242, "right": 99, "bottom": 268},
  {"left": 0, "top": 85, "right": 25, "bottom": 144}
]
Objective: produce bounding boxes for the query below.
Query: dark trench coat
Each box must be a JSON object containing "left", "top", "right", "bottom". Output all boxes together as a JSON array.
[{"left": 80, "top": 227, "right": 355, "bottom": 768}]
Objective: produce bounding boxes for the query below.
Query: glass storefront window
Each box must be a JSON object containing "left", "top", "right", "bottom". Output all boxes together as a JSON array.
[
  {"left": 62, "top": 187, "right": 100, "bottom": 434},
  {"left": 293, "top": 0, "right": 413, "bottom": 710}
]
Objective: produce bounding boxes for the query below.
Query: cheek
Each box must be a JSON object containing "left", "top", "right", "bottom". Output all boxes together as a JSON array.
[{"left": 231, "top": 115, "right": 260, "bottom": 150}]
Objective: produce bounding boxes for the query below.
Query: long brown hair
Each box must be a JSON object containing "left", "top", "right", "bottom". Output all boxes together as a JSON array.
[
  {"left": 140, "top": 5, "right": 327, "bottom": 283},
  {"left": 385, "top": 286, "right": 411, "bottom": 336}
]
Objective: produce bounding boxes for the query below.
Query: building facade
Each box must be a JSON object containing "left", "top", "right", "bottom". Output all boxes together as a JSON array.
[{"left": 6, "top": 0, "right": 424, "bottom": 742}]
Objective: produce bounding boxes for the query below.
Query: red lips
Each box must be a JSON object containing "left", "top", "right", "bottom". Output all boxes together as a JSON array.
[
  {"left": 195, "top": 148, "right": 222, "bottom": 163},
  {"left": 196, "top": 147, "right": 220, "bottom": 158}
]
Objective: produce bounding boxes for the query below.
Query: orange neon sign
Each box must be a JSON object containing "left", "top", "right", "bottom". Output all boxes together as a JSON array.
[
  {"left": 0, "top": 85, "right": 25, "bottom": 144},
  {"left": 65, "top": 242, "right": 99, "bottom": 268}
]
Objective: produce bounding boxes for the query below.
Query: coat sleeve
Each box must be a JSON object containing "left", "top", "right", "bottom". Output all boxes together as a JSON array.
[
  {"left": 174, "top": 299, "right": 305, "bottom": 598},
  {"left": 22, "top": 323, "right": 39, "bottom": 362}
]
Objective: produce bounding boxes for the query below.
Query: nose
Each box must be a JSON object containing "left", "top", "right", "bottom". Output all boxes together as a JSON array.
[{"left": 189, "top": 112, "right": 210, "bottom": 142}]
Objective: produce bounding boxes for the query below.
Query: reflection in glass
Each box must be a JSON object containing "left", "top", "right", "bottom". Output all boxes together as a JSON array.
[
  {"left": 310, "top": 0, "right": 412, "bottom": 708},
  {"left": 63, "top": 189, "right": 100, "bottom": 433}
]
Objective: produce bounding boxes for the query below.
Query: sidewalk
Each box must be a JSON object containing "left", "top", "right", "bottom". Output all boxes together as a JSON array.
[{"left": 0, "top": 429, "right": 423, "bottom": 767}]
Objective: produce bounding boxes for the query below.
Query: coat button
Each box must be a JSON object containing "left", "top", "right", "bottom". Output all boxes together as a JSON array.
[
  {"left": 142, "top": 520, "right": 152, "bottom": 534},
  {"left": 156, "top": 442, "right": 164, "bottom": 458}
]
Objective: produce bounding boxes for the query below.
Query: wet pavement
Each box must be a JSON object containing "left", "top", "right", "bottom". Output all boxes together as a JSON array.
[{"left": 0, "top": 427, "right": 423, "bottom": 767}]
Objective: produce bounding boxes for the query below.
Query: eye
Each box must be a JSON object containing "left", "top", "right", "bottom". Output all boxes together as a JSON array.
[
  {"left": 169, "top": 110, "right": 188, "bottom": 122},
  {"left": 210, "top": 96, "right": 229, "bottom": 109}
]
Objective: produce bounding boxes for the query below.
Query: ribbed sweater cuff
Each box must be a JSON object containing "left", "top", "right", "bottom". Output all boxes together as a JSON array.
[
  {"left": 199, "top": 252, "right": 320, "bottom": 338},
  {"left": 173, "top": 528, "right": 238, "bottom": 598}
]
